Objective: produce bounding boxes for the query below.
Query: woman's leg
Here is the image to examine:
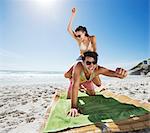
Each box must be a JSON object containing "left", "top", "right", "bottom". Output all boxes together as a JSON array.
[
  {"left": 64, "top": 58, "right": 82, "bottom": 79},
  {"left": 92, "top": 76, "right": 106, "bottom": 92},
  {"left": 64, "top": 65, "right": 73, "bottom": 79},
  {"left": 92, "top": 76, "right": 101, "bottom": 87}
]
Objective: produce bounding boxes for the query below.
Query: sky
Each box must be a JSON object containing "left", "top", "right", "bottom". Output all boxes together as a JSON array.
[{"left": 0, "top": 0, "right": 149, "bottom": 71}]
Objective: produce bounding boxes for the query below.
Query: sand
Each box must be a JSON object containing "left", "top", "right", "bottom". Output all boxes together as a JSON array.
[{"left": 0, "top": 75, "right": 150, "bottom": 133}]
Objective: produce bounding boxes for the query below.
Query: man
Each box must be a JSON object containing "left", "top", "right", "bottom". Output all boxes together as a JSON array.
[{"left": 65, "top": 51, "right": 127, "bottom": 117}]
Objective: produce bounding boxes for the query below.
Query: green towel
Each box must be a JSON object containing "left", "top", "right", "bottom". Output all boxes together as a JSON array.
[{"left": 43, "top": 92, "right": 149, "bottom": 132}]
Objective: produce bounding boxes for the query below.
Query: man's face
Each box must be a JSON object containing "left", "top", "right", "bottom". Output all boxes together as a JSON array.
[{"left": 83, "top": 56, "right": 97, "bottom": 72}]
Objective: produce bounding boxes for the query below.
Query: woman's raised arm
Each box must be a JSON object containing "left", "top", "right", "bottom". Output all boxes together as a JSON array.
[{"left": 67, "top": 8, "right": 79, "bottom": 42}]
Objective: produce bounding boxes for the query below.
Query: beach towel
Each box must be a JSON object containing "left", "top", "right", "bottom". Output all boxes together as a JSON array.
[{"left": 41, "top": 90, "right": 150, "bottom": 133}]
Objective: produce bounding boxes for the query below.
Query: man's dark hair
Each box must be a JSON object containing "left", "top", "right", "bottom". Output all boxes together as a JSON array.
[{"left": 82, "top": 51, "right": 98, "bottom": 63}]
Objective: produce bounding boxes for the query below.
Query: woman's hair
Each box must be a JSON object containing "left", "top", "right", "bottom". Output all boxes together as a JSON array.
[
  {"left": 75, "top": 26, "right": 89, "bottom": 36},
  {"left": 82, "top": 51, "right": 98, "bottom": 63}
]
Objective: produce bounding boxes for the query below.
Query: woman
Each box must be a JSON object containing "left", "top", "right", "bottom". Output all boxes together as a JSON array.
[{"left": 65, "top": 8, "right": 101, "bottom": 87}]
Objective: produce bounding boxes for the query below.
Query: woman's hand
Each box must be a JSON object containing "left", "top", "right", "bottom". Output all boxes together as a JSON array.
[
  {"left": 68, "top": 108, "right": 79, "bottom": 117},
  {"left": 72, "top": 7, "right": 76, "bottom": 16}
]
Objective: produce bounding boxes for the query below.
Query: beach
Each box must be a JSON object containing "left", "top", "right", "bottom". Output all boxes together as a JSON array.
[{"left": 0, "top": 71, "right": 150, "bottom": 133}]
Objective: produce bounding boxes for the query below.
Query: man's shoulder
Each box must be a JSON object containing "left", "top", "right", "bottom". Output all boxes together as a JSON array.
[
  {"left": 90, "top": 35, "right": 96, "bottom": 40},
  {"left": 95, "top": 65, "right": 103, "bottom": 72},
  {"left": 96, "top": 65, "right": 102, "bottom": 69}
]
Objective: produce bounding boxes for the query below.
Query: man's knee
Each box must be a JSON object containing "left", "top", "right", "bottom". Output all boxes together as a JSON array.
[{"left": 87, "top": 90, "right": 95, "bottom": 96}]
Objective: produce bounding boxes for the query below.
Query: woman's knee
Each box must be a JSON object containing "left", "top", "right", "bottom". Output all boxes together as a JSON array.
[
  {"left": 64, "top": 72, "right": 68, "bottom": 78},
  {"left": 64, "top": 72, "right": 71, "bottom": 78},
  {"left": 92, "top": 77, "right": 101, "bottom": 87}
]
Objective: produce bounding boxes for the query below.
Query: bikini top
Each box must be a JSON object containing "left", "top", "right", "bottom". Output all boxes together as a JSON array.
[{"left": 79, "top": 41, "right": 93, "bottom": 55}]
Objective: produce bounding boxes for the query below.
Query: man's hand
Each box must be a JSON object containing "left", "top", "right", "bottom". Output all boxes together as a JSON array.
[
  {"left": 115, "top": 68, "right": 127, "bottom": 79},
  {"left": 68, "top": 108, "right": 79, "bottom": 117}
]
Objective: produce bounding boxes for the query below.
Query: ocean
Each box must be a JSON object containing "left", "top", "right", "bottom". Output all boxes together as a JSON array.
[
  {"left": 0, "top": 70, "right": 143, "bottom": 87},
  {"left": 0, "top": 70, "right": 68, "bottom": 87}
]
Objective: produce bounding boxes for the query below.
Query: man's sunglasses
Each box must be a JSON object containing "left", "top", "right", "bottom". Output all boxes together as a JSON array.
[{"left": 86, "top": 61, "right": 97, "bottom": 65}]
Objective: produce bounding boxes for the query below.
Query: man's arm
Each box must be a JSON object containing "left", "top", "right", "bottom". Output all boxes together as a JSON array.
[
  {"left": 97, "top": 66, "right": 127, "bottom": 79},
  {"left": 68, "top": 63, "right": 81, "bottom": 117},
  {"left": 71, "top": 66, "right": 81, "bottom": 108}
]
